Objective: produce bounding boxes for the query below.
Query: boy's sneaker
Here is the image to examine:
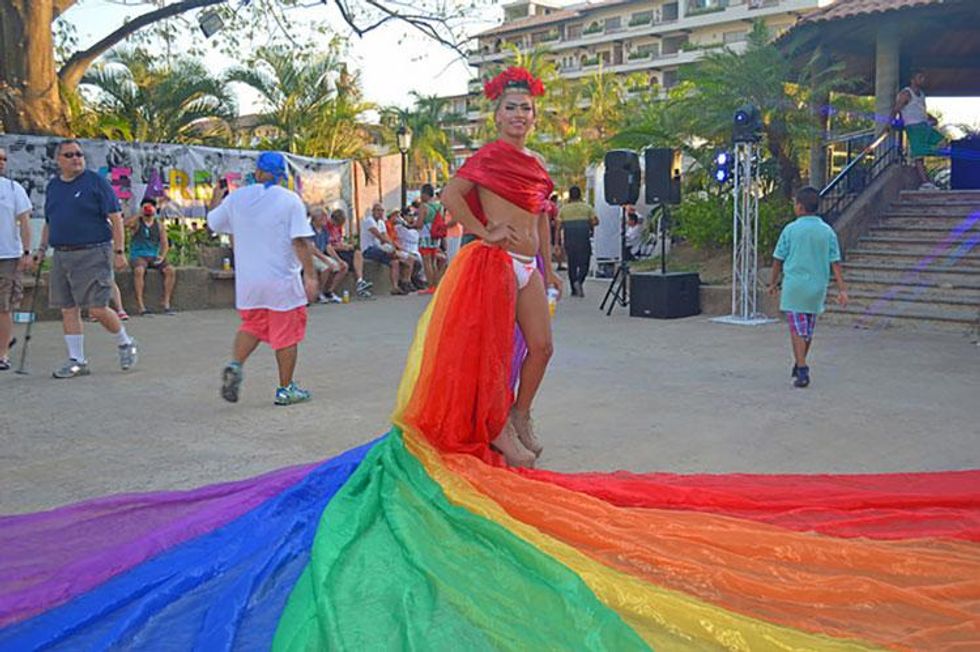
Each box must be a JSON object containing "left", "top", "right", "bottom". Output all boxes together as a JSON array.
[
  {"left": 0, "top": 357, "right": 10, "bottom": 371},
  {"left": 355, "top": 278, "right": 373, "bottom": 295},
  {"left": 327, "top": 293, "right": 343, "bottom": 304},
  {"left": 793, "top": 365, "right": 810, "bottom": 388},
  {"left": 118, "top": 339, "right": 139, "bottom": 371},
  {"left": 275, "top": 382, "right": 311, "bottom": 406},
  {"left": 53, "top": 359, "right": 90, "bottom": 379},
  {"left": 221, "top": 361, "right": 243, "bottom": 403}
]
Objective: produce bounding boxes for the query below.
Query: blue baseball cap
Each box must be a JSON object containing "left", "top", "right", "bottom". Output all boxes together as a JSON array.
[{"left": 256, "top": 151, "right": 287, "bottom": 187}]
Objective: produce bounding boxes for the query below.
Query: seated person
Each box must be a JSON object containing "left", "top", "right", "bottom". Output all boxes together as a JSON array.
[
  {"left": 625, "top": 211, "right": 645, "bottom": 261},
  {"left": 311, "top": 206, "right": 345, "bottom": 303},
  {"left": 360, "top": 202, "right": 414, "bottom": 295},
  {"left": 125, "top": 198, "right": 176, "bottom": 315},
  {"left": 327, "top": 209, "right": 372, "bottom": 297},
  {"left": 394, "top": 209, "right": 426, "bottom": 291}
]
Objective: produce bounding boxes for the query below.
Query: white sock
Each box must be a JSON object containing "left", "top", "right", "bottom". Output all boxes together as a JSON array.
[
  {"left": 65, "top": 334, "right": 85, "bottom": 362},
  {"left": 113, "top": 326, "right": 132, "bottom": 347}
]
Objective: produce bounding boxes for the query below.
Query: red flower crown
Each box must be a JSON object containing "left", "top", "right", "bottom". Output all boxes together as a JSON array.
[{"left": 483, "top": 66, "right": 546, "bottom": 101}]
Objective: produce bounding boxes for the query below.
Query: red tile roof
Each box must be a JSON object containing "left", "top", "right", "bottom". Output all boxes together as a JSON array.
[
  {"left": 476, "top": 0, "right": 635, "bottom": 38},
  {"left": 798, "top": 0, "right": 951, "bottom": 24}
]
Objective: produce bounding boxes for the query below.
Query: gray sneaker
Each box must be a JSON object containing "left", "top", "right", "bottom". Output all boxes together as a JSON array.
[
  {"left": 53, "top": 359, "right": 90, "bottom": 379},
  {"left": 118, "top": 339, "right": 139, "bottom": 371},
  {"left": 221, "top": 361, "right": 243, "bottom": 403}
]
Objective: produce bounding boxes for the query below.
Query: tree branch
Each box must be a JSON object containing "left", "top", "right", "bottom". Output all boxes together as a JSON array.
[
  {"left": 333, "top": 0, "right": 466, "bottom": 57},
  {"left": 58, "top": 0, "right": 225, "bottom": 92},
  {"left": 53, "top": 0, "right": 79, "bottom": 21}
]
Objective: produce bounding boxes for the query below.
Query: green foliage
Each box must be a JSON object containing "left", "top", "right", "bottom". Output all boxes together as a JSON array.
[
  {"left": 612, "top": 20, "right": 853, "bottom": 199},
  {"left": 380, "top": 92, "right": 461, "bottom": 185},
  {"left": 80, "top": 49, "right": 236, "bottom": 144},
  {"left": 673, "top": 192, "right": 792, "bottom": 260}
]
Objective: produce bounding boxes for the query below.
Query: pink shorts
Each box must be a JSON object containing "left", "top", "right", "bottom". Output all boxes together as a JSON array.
[{"left": 238, "top": 306, "right": 308, "bottom": 350}]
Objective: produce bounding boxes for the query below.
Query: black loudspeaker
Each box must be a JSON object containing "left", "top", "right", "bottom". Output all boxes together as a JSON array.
[
  {"left": 951, "top": 136, "right": 980, "bottom": 190},
  {"left": 604, "top": 150, "right": 640, "bottom": 205},
  {"left": 644, "top": 148, "right": 681, "bottom": 205},
  {"left": 629, "top": 272, "right": 701, "bottom": 319}
]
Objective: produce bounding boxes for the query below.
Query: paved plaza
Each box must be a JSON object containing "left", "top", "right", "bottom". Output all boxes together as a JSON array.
[{"left": 3, "top": 280, "right": 979, "bottom": 515}]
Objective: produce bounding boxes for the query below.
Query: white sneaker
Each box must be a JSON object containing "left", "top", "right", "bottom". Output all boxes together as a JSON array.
[
  {"left": 491, "top": 421, "right": 536, "bottom": 467},
  {"left": 327, "top": 293, "right": 343, "bottom": 304},
  {"left": 317, "top": 293, "right": 330, "bottom": 304}
]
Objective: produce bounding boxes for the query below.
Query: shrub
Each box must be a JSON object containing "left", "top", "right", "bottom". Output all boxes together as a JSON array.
[{"left": 673, "top": 192, "right": 792, "bottom": 261}]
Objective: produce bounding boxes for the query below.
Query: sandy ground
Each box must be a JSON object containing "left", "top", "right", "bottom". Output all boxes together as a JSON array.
[{"left": 2, "top": 279, "right": 979, "bottom": 515}]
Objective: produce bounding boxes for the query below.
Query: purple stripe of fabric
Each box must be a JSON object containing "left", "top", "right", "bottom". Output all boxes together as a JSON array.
[{"left": 0, "top": 461, "right": 318, "bottom": 627}]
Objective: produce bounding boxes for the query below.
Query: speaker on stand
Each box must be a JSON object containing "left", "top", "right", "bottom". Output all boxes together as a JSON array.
[
  {"left": 627, "top": 148, "right": 701, "bottom": 319},
  {"left": 599, "top": 150, "right": 640, "bottom": 315}
]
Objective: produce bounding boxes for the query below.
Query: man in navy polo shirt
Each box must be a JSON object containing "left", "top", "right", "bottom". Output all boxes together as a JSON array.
[{"left": 34, "top": 139, "right": 138, "bottom": 378}]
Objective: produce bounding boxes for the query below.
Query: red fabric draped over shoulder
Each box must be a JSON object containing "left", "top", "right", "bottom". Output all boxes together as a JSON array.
[{"left": 456, "top": 140, "right": 554, "bottom": 224}]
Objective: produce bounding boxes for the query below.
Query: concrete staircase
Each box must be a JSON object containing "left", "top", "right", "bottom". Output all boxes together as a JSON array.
[{"left": 825, "top": 189, "right": 980, "bottom": 333}]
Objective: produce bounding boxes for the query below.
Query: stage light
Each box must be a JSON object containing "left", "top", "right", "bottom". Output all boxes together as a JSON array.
[
  {"left": 198, "top": 9, "right": 225, "bottom": 38},
  {"left": 713, "top": 150, "right": 732, "bottom": 184},
  {"left": 733, "top": 104, "right": 762, "bottom": 143}
]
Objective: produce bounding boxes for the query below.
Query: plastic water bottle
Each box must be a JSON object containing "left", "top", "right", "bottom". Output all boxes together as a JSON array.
[
  {"left": 342, "top": 290, "right": 350, "bottom": 304},
  {"left": 547, "top": 287, "right": 560, "bottom": 318},
  {"left": 222, "top": 257, "right": 231, "bottom": 271}
]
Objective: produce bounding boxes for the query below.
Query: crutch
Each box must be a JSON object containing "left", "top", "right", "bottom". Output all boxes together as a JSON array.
[{"left": 14, "top": 259, "right": 44, "bottom": 375}]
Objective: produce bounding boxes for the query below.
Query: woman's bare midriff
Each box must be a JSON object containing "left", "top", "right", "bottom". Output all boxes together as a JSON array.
[{"left": 477, "top": 187, "right": 540, "bottom": 258}]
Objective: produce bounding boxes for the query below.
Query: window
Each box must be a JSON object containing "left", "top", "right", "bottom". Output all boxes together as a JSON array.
[
  {"left": 605, "top": 16, "right": 622, "bottom": 33},
  {"left": 629, "top": 11, "right": 653, "bottom": 26},
  {"left": 566, "top": 23, "right": 583, "bottom": 39},
  {"left": 723, "top": 30, "right": 746, "bottom": 44}
]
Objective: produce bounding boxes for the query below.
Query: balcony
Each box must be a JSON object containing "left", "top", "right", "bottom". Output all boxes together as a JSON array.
[
  {"left": 627, "top": 50, "right": 653, "bottom": 62},
  {"left": 469, "top": 0, "right": 806, "bottom": 67},
  {"left": 581, "top": 55, "right": 601, "bottom": 68}
]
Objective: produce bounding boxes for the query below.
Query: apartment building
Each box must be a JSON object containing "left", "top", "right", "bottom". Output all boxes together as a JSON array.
[{"left": 440, "top": 0, "right": 826, "bottom": 166}]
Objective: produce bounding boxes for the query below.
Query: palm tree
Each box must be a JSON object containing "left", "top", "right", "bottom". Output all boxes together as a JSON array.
[
  {"left": 80, "top": 49, "right": 236, "bottom": 144},
  {"left": 304, "top": 66, "right": 376, "bottom": 162},
  {"left": 225, "top": 45, "right": 345, "bottom": 154},
  {"left": 666, "top": 20, "right": 849, "bottom": 197},
  {"left": 381, "top": 92, "right": 463, "bottom": 184}
]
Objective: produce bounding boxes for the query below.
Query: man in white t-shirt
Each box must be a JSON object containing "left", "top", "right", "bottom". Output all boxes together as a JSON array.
[
  {"left": 0, "top": 147, "right": 33, "bottom": 370},
  {"left": 207, "top": 152, "right": 318, "bottom": 406},
  {"left": 360, "top": 202, "right": 410, "bottom": 295}
]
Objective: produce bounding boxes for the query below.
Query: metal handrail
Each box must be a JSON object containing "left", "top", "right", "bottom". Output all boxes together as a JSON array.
[
  {"left": 823, "top": 127, "right": 876, "bottom": 145},
  {"left": 821, "top": 130, "right": 891, "bottom": 193},
  {"left": 819, "top": 129, "right": 903, "bottom": 224}
]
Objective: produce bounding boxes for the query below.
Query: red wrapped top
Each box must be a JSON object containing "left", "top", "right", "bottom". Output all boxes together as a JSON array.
[{"left": 456, "top": 139, "right": 554, "bottom": 225}]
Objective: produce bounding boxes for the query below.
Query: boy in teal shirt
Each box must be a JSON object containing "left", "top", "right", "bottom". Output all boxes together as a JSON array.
[{"left": 768, "top": 187, "right": 848, "bottom": 388}]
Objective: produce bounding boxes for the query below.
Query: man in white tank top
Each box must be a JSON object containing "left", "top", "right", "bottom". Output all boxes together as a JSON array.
[{"left": 890, "top": 71, "right": 946, "bottom": 189}]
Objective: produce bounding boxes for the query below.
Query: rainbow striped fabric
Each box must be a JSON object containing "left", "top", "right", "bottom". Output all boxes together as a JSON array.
[{"left": 2, "top": 243, "right": 978, "bottom": 650}]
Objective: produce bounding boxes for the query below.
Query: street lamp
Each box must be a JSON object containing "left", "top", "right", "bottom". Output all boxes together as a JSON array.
[{"left": 396, "top": 124, "right": 412, "bottom": 210}]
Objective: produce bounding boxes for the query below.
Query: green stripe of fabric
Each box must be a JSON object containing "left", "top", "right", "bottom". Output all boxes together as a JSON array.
[{"left": 273, "top": 431, "right": 649, "bottom": 651}]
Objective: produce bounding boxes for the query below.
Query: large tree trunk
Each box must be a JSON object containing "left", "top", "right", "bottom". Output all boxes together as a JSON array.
[{"left": 0, "top": 0, "right": 71, "bottom": 135}]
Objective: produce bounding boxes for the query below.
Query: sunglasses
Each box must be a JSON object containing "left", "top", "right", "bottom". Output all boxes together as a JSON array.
[{"left": 61, "top": 152, "right": 84, "bottom": 159}]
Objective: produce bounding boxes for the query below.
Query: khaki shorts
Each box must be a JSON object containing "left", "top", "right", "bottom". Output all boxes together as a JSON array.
[
  {"left": 0, "top": 258, "right": 23, "bottom": 312},
  {"left": 313, "top": 255, "right": 340, "bottom": 273},
  {"left": 49, "top": 244, "right": 114, "bottom": 309}
]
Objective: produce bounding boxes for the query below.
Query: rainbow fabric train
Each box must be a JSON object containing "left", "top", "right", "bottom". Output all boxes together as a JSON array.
[{"left": 3, "top": 243, "right": 979, "bottom": 650}]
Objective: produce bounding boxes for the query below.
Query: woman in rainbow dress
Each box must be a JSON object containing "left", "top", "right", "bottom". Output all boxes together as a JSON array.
[{"left": 1, "top": 68, "right": 978, "bottom": 651}]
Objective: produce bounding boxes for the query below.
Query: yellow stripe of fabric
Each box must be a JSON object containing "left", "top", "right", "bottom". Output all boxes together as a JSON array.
[{"left": 403, "top": 430, "right": 886, "bottom": 652}]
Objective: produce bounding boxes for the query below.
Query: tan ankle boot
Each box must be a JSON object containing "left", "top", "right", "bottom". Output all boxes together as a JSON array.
[
  {"left": 491, "top": 420, "right": 536, "bottom": 467},
  {"left": 509, "top": 409, "right": 542, "bottom": 458}
]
